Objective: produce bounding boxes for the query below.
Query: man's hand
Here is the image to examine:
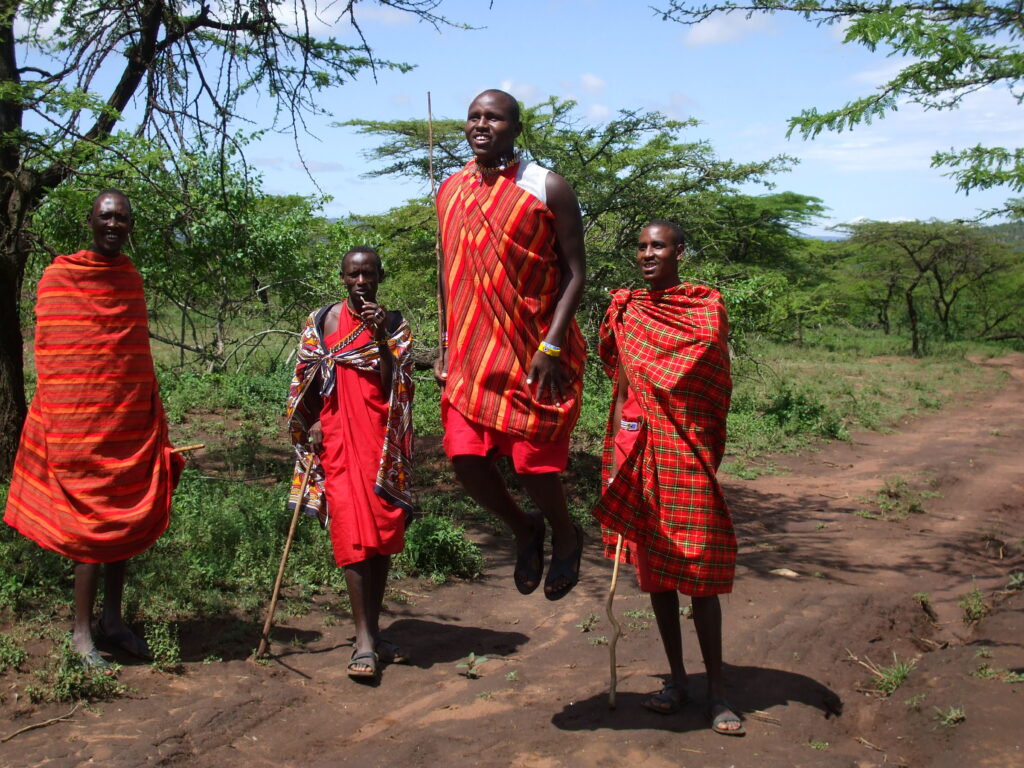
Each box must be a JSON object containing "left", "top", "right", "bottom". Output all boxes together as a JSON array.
[
  {"left": 360, "top": 301, "right": 387, "bottom": 340},
  {"left": 307, "top": 420, "right": 324, "bottom": 453},
  {"left": 433, "top": 347, "right": 448, "bottom": 387},
  {"left": 527, "top": 350, "right": 565, "bottom": 405}
]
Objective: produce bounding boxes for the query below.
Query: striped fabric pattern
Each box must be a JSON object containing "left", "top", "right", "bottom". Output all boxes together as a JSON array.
[
  {"left": 591, "top": 284, "right": 736, "bottom": 596},
  {"left": 4, "top": 251, "right": 181, "bottom": 564},
  {"left": 437, "top": 161, "right": 585, "bottom": 441}
]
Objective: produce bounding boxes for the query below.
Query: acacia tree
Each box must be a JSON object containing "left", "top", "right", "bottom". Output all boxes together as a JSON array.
[
  {"left": 0, "top": 0, "right": 456, "bottom": 477},
  {"left": 838, "top": 219, "right": 1021, "bottom": 353},
  {"left": 656, "top": 2, "right": 1024, "bottom": 203}
]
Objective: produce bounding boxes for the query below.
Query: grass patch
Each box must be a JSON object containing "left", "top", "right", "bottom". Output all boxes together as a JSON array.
[
  {"left": 0, "top": 631, "right": 27, "bottom": 672},
  {"left": 146, "top": 621, "right": 182, "bottom": 673},
  {"left": 934, "top": 705, "right": 966, "bottom": 728},
  {"left": 393, "top": 515, "right": 484, "bottom": 582},
  {"left": 848, "top": 649, "right": 916, "bottom": 697},
  {"left": 857, "top": 476, "right": 939, "bottom": 521},
  {"left": 26, "top": 636, "right": 127, "bottom": 703},
  {"left": 958, "top": 585, "right": 989, "bottom": 624}
]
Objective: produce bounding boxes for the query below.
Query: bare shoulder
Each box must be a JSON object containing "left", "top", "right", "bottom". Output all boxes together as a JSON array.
[{"left": 544, "top": 174, "right": 585, "bottom": 221}]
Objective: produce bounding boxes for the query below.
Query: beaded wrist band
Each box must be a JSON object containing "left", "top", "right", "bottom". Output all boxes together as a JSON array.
[{"left": 538, "top": 340, "right": 561, "bottom": 358}]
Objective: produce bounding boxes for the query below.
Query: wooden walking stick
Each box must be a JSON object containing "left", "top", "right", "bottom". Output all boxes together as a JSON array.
[
  {"left": 606, "top": 533, "right": 625, "bottom": 709},
  {"left": 255, "top": 459, "right": 313, "bottom": 659},
  {"left": 171, "top": 443, "right": 205, "bottom": 454}
]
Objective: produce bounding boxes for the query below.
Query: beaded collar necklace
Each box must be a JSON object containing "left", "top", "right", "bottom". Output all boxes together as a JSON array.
[{"left": 475, "top": 150, "right": 521, "bottom": 175}]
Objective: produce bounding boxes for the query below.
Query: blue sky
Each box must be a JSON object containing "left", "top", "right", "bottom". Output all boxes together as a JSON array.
[{"left": 249, "top": 1, "right": 1020, "bottom": 236}]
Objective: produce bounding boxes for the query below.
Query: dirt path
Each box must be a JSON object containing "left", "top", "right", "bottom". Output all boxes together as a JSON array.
[{"left": 2, "top": 355, "right": 1022, "bottom": 768}]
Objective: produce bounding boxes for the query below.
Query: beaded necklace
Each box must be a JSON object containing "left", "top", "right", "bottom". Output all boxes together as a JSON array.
[{"left": 475, "top": 150, "right": 521, "bottom": 175}]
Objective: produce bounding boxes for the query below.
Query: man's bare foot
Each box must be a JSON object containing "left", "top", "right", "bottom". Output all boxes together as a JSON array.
[{"left": 708, "top": 699, "right": 745, "bottom": 736}]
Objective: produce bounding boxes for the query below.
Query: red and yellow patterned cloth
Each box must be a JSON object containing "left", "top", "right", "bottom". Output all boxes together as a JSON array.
[
  {"left": 4, "top": 250, "right": 182, "bottom": 563},
  {"left": 286, "top": 304, "right": 414, "bottom": 530},
  {"left": 591, "top": 283, "right": 736, "bottom": 596},
  {"left": 437, "top": 161, "right": 585, "bottom": 442}
]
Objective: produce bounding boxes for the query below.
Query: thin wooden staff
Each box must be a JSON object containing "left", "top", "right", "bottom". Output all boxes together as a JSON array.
[
  {"left": 171, "top": 443, "right": 205, "bottom": 454},
  {"left": 428, "top": 91, "right": 446, "bottom": 360},
  {"left": 606, "top": 533, "right": 625, "bottom": 709},
  {"left": 255, "top": 459, "right": 313, "bottom": 659}
]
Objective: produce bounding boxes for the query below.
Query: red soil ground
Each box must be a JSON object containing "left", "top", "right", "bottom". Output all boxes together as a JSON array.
[{"left": 1, "top": 354, "right": 1022, "bottom": 768}]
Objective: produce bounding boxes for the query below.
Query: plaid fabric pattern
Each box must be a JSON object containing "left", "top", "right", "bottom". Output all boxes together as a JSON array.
[
  {"left": 436, "top": 161, "right": 585, "bottom": 441},
  {"left": 591, "top": 283, "right": 736, "bottom": 596},
  {"left": 4, "top": 251, "right": 182, "bottom": 563},
  {"left": 286, "top": 304, "right": 415, "bottom": 521}
]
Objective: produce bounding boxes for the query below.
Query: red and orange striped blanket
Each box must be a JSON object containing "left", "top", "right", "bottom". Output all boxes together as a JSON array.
[
  {"left": 592, "top": 284, "right": 736, "bottom": 596},
  {"left": 4, "top": 250, "right": 182, "bottom": 563},
  {"left": 437, "top": 160, "right": 585, "bottom": 442}
]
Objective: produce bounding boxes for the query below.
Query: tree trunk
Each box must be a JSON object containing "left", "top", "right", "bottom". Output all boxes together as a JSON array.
[
  {"left": 0, "top": 239, "right": 28, "bottom": 480},
  {"left": 906, "top": 288, "right": 922, "bottom": 357}
]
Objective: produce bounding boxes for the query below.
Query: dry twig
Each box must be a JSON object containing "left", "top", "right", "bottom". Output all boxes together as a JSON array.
[{"left": 1, "top": 703, "right": 80, "bottom": 743}]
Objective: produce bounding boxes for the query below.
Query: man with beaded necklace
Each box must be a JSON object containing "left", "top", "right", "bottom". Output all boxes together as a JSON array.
[{"left": 434, "top": 89, "right": 586, "bottom": 600}]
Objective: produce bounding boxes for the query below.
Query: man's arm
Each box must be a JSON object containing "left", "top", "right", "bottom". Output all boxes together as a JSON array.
[
  {"left": 608, "top": 356, "right": 629, "bottom": 484},
  {"left": 526, "top": 171, "right": 585, "bottom": 403}
]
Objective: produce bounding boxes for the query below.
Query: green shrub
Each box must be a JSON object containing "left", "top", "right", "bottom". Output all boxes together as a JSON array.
[
  {"left": 26, "top": 636, "right": 125, "bottom": 703},
  {"left": 128, "top": 468, "right": 345, "bottom": 618},
  {"left": 394, "top": 515, "right": 484, "bottom": 582},
  {"left": 146, "top": 621, "right": 182, "bottom": 673},
  {"left": 0, "top": 632, "right": 27, "bottom": 672},
  {"left": 762, "top": 385, "right": 848, "bottom": 440}
]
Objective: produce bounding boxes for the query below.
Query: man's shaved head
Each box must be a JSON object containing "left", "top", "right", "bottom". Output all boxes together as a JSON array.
[{"left": 473, "top": 89, "right": 521, "bottom": 123}]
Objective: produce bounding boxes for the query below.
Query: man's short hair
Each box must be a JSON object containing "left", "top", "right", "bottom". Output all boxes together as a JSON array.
[
  {"left": 646, "top": 219, "right": 685, "bottom": 248},
  {"left": 341, "top": 246, "right": 385, "bottom": 278},
  {"left": 477, "top": 89, "right": 521, "bottom": 124},
  {"left": 93, "top": 188, "right": 133, "bottom": 220}
]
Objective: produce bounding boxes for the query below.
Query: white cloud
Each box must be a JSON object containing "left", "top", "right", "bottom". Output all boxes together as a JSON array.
[
  {"left": 684, "top": 12, "right": 776, "bottom": 47},
  {"left": 350, "top": 4, "right": 420, "bottom": 26},
  {"left": 580, "top": 73, "right": 606, "bottom": 96},
  {"left": 849, "top": 58, "right": 910, "bottom": 87},
  {"left": 587, "top": 103, "right": 611, "bottom": 121},
  {"left": 293, "top": 160, "right": 346, "bottom": 173},
  {"left": 829, "top": 16, "right": 854, "bottom": 42},
  {"left": 498, "top": 79, "right": 541, "bottom": 104},
  {"left": 251, "top": 156, "right": 285, "bottom": 169}
]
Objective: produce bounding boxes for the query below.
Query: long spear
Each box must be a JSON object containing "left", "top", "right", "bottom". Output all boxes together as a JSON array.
[
  {"left": 255, "top": 459, "right": 313, "bottom": 659},
  {"left": 428, "top": 92, "right": 446, "bottom": 358}
]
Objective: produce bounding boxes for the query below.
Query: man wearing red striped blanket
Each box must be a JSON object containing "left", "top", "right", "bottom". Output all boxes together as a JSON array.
[
  {"left": 593, "top": 221, "right": 743, "bottom": 735},
  {"left": 5, "top": 190, "right": 182, "bottom": 672}
]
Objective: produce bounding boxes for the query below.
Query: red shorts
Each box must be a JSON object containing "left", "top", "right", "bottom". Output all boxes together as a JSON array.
[{"left": 441, "top": 398, "right": 569, "bottom": 474}]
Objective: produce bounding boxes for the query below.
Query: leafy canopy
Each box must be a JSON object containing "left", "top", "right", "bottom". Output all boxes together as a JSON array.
[{"left": 655, "top": 2, "right": 1024, "bottom": 203}]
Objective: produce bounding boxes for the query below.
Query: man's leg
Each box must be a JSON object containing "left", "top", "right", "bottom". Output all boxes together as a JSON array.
[
  {"left": 72, "top": 561, "right": 100, "bottom": 655},
  {"left": 692, "top": 595, "right": 742, "bottom": 732},
  {"left": 650, "top": 590, "right": 687, "bottom": 687},
  {"left": 452, "top": 456, "right": 533, "bottom": 539},
  {"left": 98, "top": 558, "right": 150, "bottom": 658},
  {"left": 367, "top": 554, "right": 390, "bottom": 639},
  {"left": 344, "top": 560, "right": 376, "bottom": 674},
  {"left": 452, "top": 456, "right": 543, "bottom": 590},
  {"left": 517, "top": 472, "right": 579, "bottom": 595}
]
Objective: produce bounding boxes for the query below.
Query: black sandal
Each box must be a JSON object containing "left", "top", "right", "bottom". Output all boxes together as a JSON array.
[
  {"left": 513, "top": 512, "right": 545, "bottom": 595},
  {"left": 347, "top": 650, "right": 379, "bottom": 681},
  {"left": 544, "top": 524, "right": 583, "bottom": 601}
]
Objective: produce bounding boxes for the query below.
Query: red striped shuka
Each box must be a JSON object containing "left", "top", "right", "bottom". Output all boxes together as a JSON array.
[
  {"left": 436, "top": 159, "right": 585, "bottom": 441},
  {"left": 4, "top": 250, "right": 182, "bottom": 564},
  {"left": 591, "top": 284, "right": 736, "bottom": 596}
]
